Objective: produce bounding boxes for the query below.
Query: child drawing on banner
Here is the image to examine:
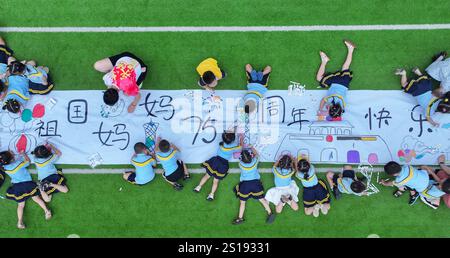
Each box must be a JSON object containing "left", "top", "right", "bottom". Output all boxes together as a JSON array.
[
  {"left": 265, "top": 154, "right": 300, "bottom": 214},
  {"left": 0, "top": 36, "right": 17, "bottom": 92},
  {"left": 32, "top": 143, "right": 69, "bottom": 203},
  {"left": 380, "top": 161, "right": 430, "bottom": 206},
  {"left": 395, "top": 67, "right": 449, "bottom": 127},
  {"left": 196, "top": 58, "right": 226, "bottom": 91},
  {"left": 23, "top": 60, "right": 54, "bottom": 95},
  {"left": 243, "top": 63, "right": 271, "bottom": 115},
  {"left": 94, "top": 52, "right": 148, "bottom": 113},
  {"left": 123, "top": 142, "right": 157, "bottom": 186},
  {"left": 0, "top": 150, "right": 52, "bottom": 229},
  {"left": 295, "top": 158, "right": 331, "bottom": 217},
  {"left": 194, "top": 132, "right": 243, "bottom": 201},
  {"left": 1, "top": 61, "right": 30, "bottom": 114},
  {"left": 325, "top": 164, "right": 367, "bottom": 200},
  {"left": 155, "top": 137, "right": 190, "bottom": 191},
  {"left": 316, "top": 40, "right": 356, "bottom": 121},
  {"left": 232, "top": 146, "right": 276, "bottom": 225},
  {"left": 435, "top": 154, "right": 450, "bottom": 208},
  {"left": 426, "top": 51, "right": 450, "bottom": 94},
  {"left": 418, "top": 164, "right": 450, "bottom": 209}
]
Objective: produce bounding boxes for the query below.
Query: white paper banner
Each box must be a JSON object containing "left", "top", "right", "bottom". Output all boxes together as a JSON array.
[{"left": 0, "top": 89, "right": 449, "bottom": 165}]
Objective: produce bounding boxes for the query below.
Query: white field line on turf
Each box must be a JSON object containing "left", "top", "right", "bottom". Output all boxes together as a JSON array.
[{"left": 1, "top": 24, "right": 450, "bottom": 33}]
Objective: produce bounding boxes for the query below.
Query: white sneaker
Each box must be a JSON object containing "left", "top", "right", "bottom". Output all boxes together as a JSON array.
[
  {"left": 312, "top": 205, "right": 320, "bottom": 217},
  {"left": 193, "top": 186, "right": 201, "bottom": 193},
  {"left": 420, "top": 195, "right": 438, "bottom": 209},
  {"left": 319, "top": 204, "right": 328, "bottom": 215},
  {"left": 206, "top": 194, "right": 214, "bottom": 201}
]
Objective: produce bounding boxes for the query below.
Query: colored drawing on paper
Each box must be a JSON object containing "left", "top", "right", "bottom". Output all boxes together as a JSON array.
[{"left": 143, "top": 120, "right": 159, "bottom": 152}]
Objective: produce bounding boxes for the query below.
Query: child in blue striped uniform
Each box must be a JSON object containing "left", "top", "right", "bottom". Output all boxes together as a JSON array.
[
  {"left": 0, "top": 37, "right": 17, "bottom": 98},
  {"left": 155, "top": 138, "right": 190, "bottom": 191},
  {"left": 24, "top": 60, "right": 54, "bottom": 95},
  {"left": 1, "top": 61, "right": 30, "bottom": 114},
  {"left": 123, "top": 142, "right": 157, "bottom": 185},
  {"left": 317, "top": 40, "right": 356, "bottom": 121},
  {"left": 395, "top": 67, "right": 449, "bottom": 127},
  {"left": 194, "top": 132, "right": 243, "bottom": 201},
  {"left": 296, "top": 159, "right": 331, "bottom": 217},
  {"left": 418, "top": 166, "right": 450, "bottom": 209},
  {"left": 243, "top": 64, "right": 271, "bottom": 115},
  {"left": 0, "top": 151, "right": 52, "bottom": 229},
  {"left": 380, "top": 161, "right": 430, "bottom": 205},
  {"left": 232, "top": 146, "right": 275, "bottom": 225},
  {"left": 32, "top": 144, "right": 69, "bottom": 202},
  {"left": 326, "top": 165, "right": 367, "bottom": 199},
  {"left": 265, "top": 154, "right": 299, "bottom": 214}
]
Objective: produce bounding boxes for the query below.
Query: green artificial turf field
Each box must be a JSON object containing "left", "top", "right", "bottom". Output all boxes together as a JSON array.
[{"left": 0, "top": 0, "right": 450, "bottom": 238}]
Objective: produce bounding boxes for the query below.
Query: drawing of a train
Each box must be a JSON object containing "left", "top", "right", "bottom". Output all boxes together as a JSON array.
[{"left": 274, "top": 121, "right": 393, "bottom": 164}]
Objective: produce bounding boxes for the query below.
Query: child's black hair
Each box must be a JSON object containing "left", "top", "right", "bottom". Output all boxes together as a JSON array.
[
  {"left": 202, "top": 71, "right": 215, "bottom": 85},
  {"left": 221, "top": 132, "right": 236, "bottom": 145},
  {"left": 442, "top": 178, "right": 450, "bottom": 194},
  {"left": 0, "top": 80, "right": 4, "bottom": 93},
  {"left": 134, "top": 142, "right": 147, "bottom": 154},
  {"left": 384, "top": 161, "right": 402, "bottom": 175},
  {"left": 103, "top": 88, "right": 119, "bottom": 106},
  {"left": 436, "top": 100, "right": 450, "bottom": 113},
  {"left": 158, "top": 139, "right": 171, "bottom": 153},
  {"left": 297, "top": 159, "right": 311, "bottom": 179},
  {"left": 32, "top": 145, "right": 52, "bottom": 159},
  {"left": 329, "top": 101, "right": 344, "bottom": 118},
  {"left": 2, "top": 99, "right": 21, "bottom": 114},
  {"left": 0, "top": 151, "right": 13, "bottom": 165},
  {"left": 279, "top": 155, "right": 292, "bottom": 170},
  {"left": 350, "top": 180, "right": 366, "bottom": 193},
  {"left": 240, "top": 149, "right": 253, "bottom": 164},
  {"left": 8, "top": 61, "right": 26, "bottom": 75}
]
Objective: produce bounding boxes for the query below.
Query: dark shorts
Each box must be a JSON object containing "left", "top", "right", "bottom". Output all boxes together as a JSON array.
[
  {"left": 202, "top": 156, "right": 229, "bottom": 180},
  {"left": 29, "top": 73, "right": 54, "bottom": 95},
  {"left": 125, "top": 172, "right": 137, "bottom": 184},
  {"left": 41, "top": 170, "right": 67, "bottom": 195},
  {"left": 108, "top": 51, "right": 148, "bottom": 85},
  {"left": 246, "top": 70, "right": 270, "bottom": 87},
  {"left": 303, "top": 180, "right": 331, "bottom": 208},
  {"left": 164, "top": 160, "right": 185, "bottom": 183},
  {"left": 198, "top": 69, "right": 226, "bottom": 86},
  {"left": 404, "top": 76, "right": 432, "bottom": 96},
  {"left": 320, "top": 69, "right": 353, "bottom": 88},
  {"left": 0, "top": 44, "right": 14, "bottom": 64},
  {"left": 0, "top": 171, "right": 5, "bottom": 189},
  {"left": 234, "top": 179, "right": 265, "bottom": 201},
  {"left": 332, "top": 170, "right": 355, "bottom": 186},
  {"left": 6, "top": 181, "right": 39, "bottom": 203}
]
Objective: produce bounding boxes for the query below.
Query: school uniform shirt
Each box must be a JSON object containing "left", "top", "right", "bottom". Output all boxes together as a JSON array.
[
  {"left": 196, "top": 58, "right": 223, "bottom": 79},
  {"left": 5, "top": 75, "right": 30, "bottom": 105},
  {"left": 239, "top": 158, "right": 260, "bottom": 182},
  {"left": 244, "top": 83, "right": 268, "bottom": 105},
  {"left": 34, "top": 154, "right": 59, "bottom": 181},
  {"left": 337, "top": 177, "right": 362, "bottom": 196},
  {"left": 296, "top": 165, "right": 319, "bottom": 188},
  {"left": 216, "top": 141, "right": 242, "bottom": 160},
  {"left": 272, "top": 167, "right": 294, "bottom": 187},
  {"left": 156, "top": 148, "right": 178, "bottom": 176},
  {"left": 394, "top": 165, "right": 429, "bottom": 193},
  {"left": 3, "top": 157, "right": 32, "bottom": 184},
  {"left": 420, "top": 180, "right": 446, "bottom": 200},
  {"left": 24, "top": 64, "right": 48, "bottom": 85},
  {"left": 325, "top": 84, "right": 347, "bottom": 109},
  {"left": 131, "top": 153, "right": 156, "bottom": 184},
  {"left": 426, "top": 57, "right": 450, "bottom": 93},
  {"left": 415, "top": 91, "right": 441, "bottom": 118},
  {"left": 0, "top": 63, "right": 6, "bottom": 85}
]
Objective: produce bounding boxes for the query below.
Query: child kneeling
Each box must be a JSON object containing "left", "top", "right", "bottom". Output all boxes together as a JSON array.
[
  {"left": 155, "top": 138, "right": 190, "bottom": 191},
  {"left": 123, "top": 142, "right": 157, "bottom": 186},
  {"left": 326, "top": 165, "right": 367, "bottom": 199}
]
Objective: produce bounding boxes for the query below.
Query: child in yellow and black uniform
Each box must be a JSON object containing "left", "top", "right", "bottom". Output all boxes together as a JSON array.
[
  {"left": 24, "top": 60, "right": 54, "bottom": 95},
  {"left": 196, "top": 58, "right": 226, "bottom": 91},
  {"left": 32, "top": 144, "right": 68, "bottom": 203},
  {"left": 0, "top": 37, "right": 17, "bottom": 97},
  {"left": 316, "top": 40, "right": 356, "bottom": 121},
  {"left": 395, "top": 67, "right": 449, "bottom": 127},
  {"left": 232, "top": 146, "right": 275, "bottom": 225},
  {"left": 155, "top": 138, "right": 190, "bottom": 191},
  {"left": 194, "top": 132, "right": 243, "bottom": 201},
  {"left": 1, "top": 61, "right": 30, "bottom": 114},
  {"left": 243, "top": 64, "right": 271, "bottom": 115},
  {"left": 123, "top": 142, "right": 157, "bottom": 186},
  {"left": 326, "top": 165, "right": 367, "bottom": 200},
  {"left": 0, "top": 150, "right": 52, "bottom": 229}
]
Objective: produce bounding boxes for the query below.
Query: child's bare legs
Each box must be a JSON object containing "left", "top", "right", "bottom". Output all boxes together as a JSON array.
[
  {"left": 412, "top": 67, "right": 423, "bottom": 76},
  {"left": 31, "top": 196, "right": 52, "bottom": 220},
  {"left": 288, "top": 201, "right": 299, "bottom": 211},
  {"left": 262, "top": 66, "right": 272, "bottom": 75},
  {"left": 26, "top": 60, "right": 37, "bottom": 67},
  {"left": 237, "top": 200, "right": 246, "bottom": 219},
  {"left": 17, "top": 202, "right": 26, "bottom": 229},
  {"left": 316, "top": 51, "right": 330, "bottom": 82},
  {"left": 195, "top": 174, "right": 211, "bottom": 191},
  {"left": 93, "top": 58, "right": 114, "bottom": 73},
  {"left": 319, "top": 203, "right": 330, "bottom": 215},
  {"left": 395, "top": 69, "right": 408, "bottom": 88},
  {"left": 304, "top": 207, "right": 315, "bottom": 216},
  {"left": 275, "top": 203, "right": 285, "bottom": 213},
  {"left": 0, "top": 36, "right": 5, "bottom": 45},
  {"left": 49, "top": 183, "right": 69, "bottom": 193},
  {"left": 182, "top": 162, "right": 190, "bottom": 177},
  {"left": 39, "top": 189, "right": 52, "bottom": 203},
  {"left": 210, "top": 178, "right": 220, "bottom": 196},
  {"left": 326, "top": 171, "right": 335, "bottom": 188},
  {"left": 259, "top": 198, "right": 273, "bottom": 215},
  {"left": 245, "top": 64, "right": 253, "bottom": 73},
  {"left": 342, "top": 40, "right": 356, "bottom": 70}
]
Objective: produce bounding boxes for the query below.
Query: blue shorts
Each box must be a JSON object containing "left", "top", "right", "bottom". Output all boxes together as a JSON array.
[
  {"left": 41, "top": 170, "right": 67, "bottom": 195},
  {"left": 303, "top": 180, "right": 331, "bottom": 208},
  {"left": 320, "top": 69, "right": 352, "bottom": 88},
  {"left": 404, "top": 76, "right": 432, "bottom": 96},
  {"left": 202, "top": 156, "right": 229, "bottom": 180},
  {"left": 6, "top": 181, "right": 39, "bottom": 203},
  {"left": 234, "top": 179, "right": 265, "bottom": 201},
  {"left": 246, "top": 70, "right": 270, "bottom": 87}
]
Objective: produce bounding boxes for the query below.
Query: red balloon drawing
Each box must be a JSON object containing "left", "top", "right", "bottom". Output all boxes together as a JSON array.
[
  {"left": 32, "top": 104, "right": 45, "bottom": 118},
  {"left": 16, "top": 134, "right": 28, "bottom": 153}
]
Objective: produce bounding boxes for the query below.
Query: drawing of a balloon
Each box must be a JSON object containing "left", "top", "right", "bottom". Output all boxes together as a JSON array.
[
  {"left": 21, "top": 109, "right": 33, "bottom": 122},
  {"left": 32, "top": 104, "right": 45, "bottom": 118},
  {"left": 9, "top": 133, "right": 37, "bottom": 154}
]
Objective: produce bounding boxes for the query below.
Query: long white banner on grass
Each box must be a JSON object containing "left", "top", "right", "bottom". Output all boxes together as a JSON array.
[{"left": 0, "top": 89, "right": 449, "bottom": 166}]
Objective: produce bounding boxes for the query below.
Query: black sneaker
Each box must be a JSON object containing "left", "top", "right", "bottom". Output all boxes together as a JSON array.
[
  {"left": 420, "top": 196, "right": 438, "bottom": 209},
  {"left": 173, "top": 183, "right": 183, "bottom": 191},
  {"left": 432, "top": 51, "right": 448, "bottom": 62},
  {"left": 266, "top": 213, "right": 276, "bottom": 224},
  {"left": 393, "top": 189, "right": 404, "bottom": 198},
  {"left": 232, "top": 217, "right": 245, "bottom": 225},
  {"left": 409, "top": 192, "right": 419, "bottom": 205},
  {"left": 183, "top": 174, "right": 191, "bottom": 181},
  {"left": 332, "top": 186, "right": 341, "bottom": 200}
]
